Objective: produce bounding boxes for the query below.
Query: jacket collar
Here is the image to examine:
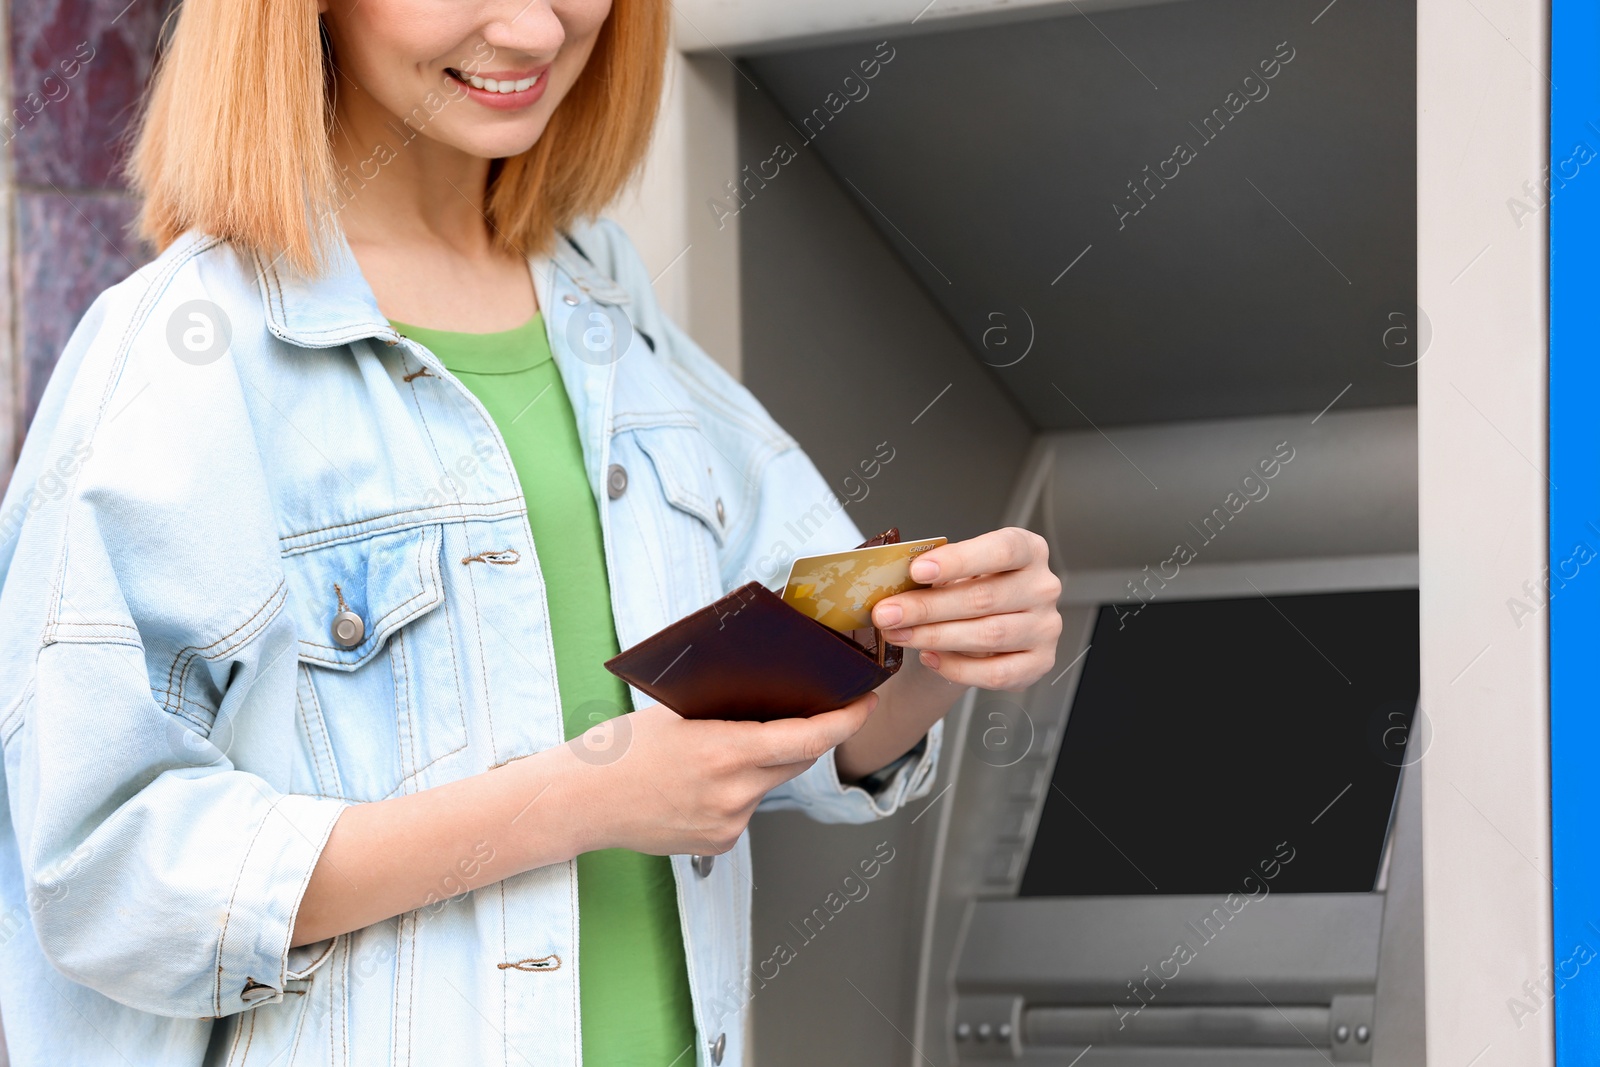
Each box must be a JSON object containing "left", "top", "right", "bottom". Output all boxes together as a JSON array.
[{"left": 254, "top": 224, "right": 599, "bottom": 351}]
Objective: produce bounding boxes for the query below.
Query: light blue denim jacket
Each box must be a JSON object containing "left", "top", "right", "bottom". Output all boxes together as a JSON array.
[{"left": 0, "top": 217, "right": 941, "bottom": 1067}]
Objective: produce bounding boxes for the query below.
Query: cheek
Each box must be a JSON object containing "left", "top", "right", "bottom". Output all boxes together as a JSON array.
[
  {"left": 549, "top": 0, "right": 612, "bottom": 83},
  {"left": 556, "top": 0, "right": 615, "bottom": 39},
  {"left": 329, "top": 1, "right": 469, "bottom": 96}
]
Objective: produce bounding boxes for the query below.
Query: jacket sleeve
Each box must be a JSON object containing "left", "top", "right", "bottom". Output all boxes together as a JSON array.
[
  {"left": 0, "top": 287, "right": 348, "bottom": 1019},
  {"left": 582, "top": 217, "right": 943, "bottom": 823}
]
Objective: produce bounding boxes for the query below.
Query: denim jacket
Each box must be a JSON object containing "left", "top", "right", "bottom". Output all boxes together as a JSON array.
[{"left": 0, "top": 217, "right": 941, "bottom": 1067}]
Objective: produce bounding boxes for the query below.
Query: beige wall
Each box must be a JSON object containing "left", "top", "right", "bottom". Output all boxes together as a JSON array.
[{"left": 1419, "top": 0, "right": 1553, "bottom": 1064}]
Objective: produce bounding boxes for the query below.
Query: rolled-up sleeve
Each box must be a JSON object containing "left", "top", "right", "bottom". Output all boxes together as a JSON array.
[
  {"left": 0, "top": 314, "right": 350, "bottom": 1018},
  {"left": 759, "top": 718, "right": 943, "bottom": 823},
  {"left": 588, "top": 215, "right": 945, "bottom": 823},
  {"left": 11, "top": 615, "right": 347, "bottom": 1019}
]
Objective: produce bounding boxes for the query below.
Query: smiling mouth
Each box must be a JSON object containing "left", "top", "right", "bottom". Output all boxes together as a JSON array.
[{"left": 446, "top": 68, "right": 544, "bottom": 94}]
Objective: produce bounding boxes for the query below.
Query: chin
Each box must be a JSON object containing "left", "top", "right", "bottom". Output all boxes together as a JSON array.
[{"left": 445, "top": 126, "right": 551, "bottom": 162}]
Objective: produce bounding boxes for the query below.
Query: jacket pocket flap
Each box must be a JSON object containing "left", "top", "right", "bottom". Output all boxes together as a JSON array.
[
  {"left": 632, "top": 426, "right": 725, "bottom": 546},
  {"left": 284, "top": 524, "right": 446, "bottom": 671}
]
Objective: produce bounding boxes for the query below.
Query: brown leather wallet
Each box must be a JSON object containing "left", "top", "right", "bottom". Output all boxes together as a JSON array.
[{"left": 605, "top": 529, "right": 907, "bottom": 720}]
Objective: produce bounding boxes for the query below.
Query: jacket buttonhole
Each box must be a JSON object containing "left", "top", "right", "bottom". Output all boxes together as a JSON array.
[
  {"left": 497, "top": 954, "right": 562, "bottom": 972},
  {"left": 461, "top": 548, "right": 521, "bottom": 566}
]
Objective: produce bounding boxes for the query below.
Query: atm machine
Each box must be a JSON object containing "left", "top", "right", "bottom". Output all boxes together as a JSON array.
[
  {"left": 911, "top": 406, "right": 1423, "bottom": 1066},
  {"left": 617, "top": 0, "right": 1557, "bottom": 1064}
]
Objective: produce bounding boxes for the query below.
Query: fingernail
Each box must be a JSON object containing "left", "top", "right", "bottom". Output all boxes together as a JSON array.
[
  {"left": 874, "top": 603, "right": 903, "bottom": 627},
  {"left": 883, "top": 627, "right": 911, "bottom": 642},
  {"left": 910, "top": 559, "right": 939, "bottom": 583},
  {"left": 867, "top": 692, "right": 880, "bottom": 710},
  {"left": 920, "top": 650, "right": 941, "bottom": 669}
]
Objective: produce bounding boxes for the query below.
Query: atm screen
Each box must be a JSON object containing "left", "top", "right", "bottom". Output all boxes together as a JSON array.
[{"left": 1019, "top": 589, "right": 1420, "bottom": 897}]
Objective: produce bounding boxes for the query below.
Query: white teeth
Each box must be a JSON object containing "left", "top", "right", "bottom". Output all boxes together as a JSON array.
[{"left": 457, "top": 69, "right": 538, "bottom": 93}]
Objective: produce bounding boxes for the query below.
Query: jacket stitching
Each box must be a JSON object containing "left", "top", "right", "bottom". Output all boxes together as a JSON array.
[
  {"left": 223, "top": 1007, "right": 248, "bottom": 1065},
  {"left": 279, "top": 800, "right": 345, "bottom": 1008},
  {"left": 159, "top": 695, "right": 221, "bottom": 728},
  {"left": 401, "top": 370, "right": 469, "bottom": 766},
  {"left": 297, "top": 665, "right": 342, "bottom": 796},
  {"left": 37, "top": 632, "right": 144, "bottom": 654},
  {"left": 45, "top": 620, "right": 140, "bottom": 634},
  {"left": 338, "top": 935, "right": 349, "bottom": 1066},
  {"left": 284, "top": 969, "right": 315, "bottom": 1066},
  {"left": 235, "top": 995, "right": 259, "bottom": 1064},
  {"left": 500, "top": 880, "right": 509, "bottom": 1063},
  {"left": 404, "top": 368, "right": 502, "bottom": 760},
  {"left": 393, "top": 625, "right": 417, "bottom": 782},
  {"left": 433, "top": 594, "right": 467, "bottom": 777},
  {"left": 406, "top": 911, "right": 418, "bottom": 1067},
  {"left": 569, "top": 856, "right": 579, "bottom": 1066},
  {"left": 157, "top": 578, "right": 285, "bottom": 703},
  {"left": 365, "top": 742, "right": 468, "bottom": 801},
  {"left": 294, "top": 526, "right": 440, "bottom": 657},
  {"left": 610, "top": 411, "right": 698, "bottom": 432},
  {"left": 157, "top": 579, "right": 288, "bottom": 719},
  {"left": 280, "top": 499, "right": 524, "bottom": 550},
  {"left": 308, "top": 665, "right": 343, "bottom": 795},
  {"left": 214, "top": 792, "right": 283, "bottom": 1015}
]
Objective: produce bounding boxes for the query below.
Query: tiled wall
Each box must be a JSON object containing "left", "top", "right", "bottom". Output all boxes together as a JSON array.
[
  {"left": 0, "top": 2, "right": 164, "bottom": 1053},
  {"left": 4, "top": 0, "right": 165, "bottom": 485}
]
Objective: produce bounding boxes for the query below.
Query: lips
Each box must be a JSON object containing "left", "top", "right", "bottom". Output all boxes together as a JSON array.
[
  {"left": 446, "top": 67, "right": 543, "bottom": 94},
  {"left": 444, "top": 65, "right": 551, "bottom": 110}
]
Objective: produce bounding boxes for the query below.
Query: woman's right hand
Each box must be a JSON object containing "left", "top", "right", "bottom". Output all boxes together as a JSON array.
[
  {"left": 294, "top": 692, "right": 878, "bottom": 947},
  {"left": 555, "top": 693, "right": 879, "bottom": 857}
]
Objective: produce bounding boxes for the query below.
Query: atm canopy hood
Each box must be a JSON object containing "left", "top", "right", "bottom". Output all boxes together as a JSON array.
[{"left": 739, "top": 0, "right": 1417, "bottom": 430}]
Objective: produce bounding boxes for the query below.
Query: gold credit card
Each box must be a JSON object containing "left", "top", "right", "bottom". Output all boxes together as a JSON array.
[{"left": 781, "top": 537, "right": 948, "bottom": 632}]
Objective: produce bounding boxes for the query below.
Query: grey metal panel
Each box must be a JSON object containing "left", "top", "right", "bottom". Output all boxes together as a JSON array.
[
  {"left": 956, "top": 895, "right": 1384, "bottom": 1003},
  {"left": 1370, "top": 764, "right": 1425, "bottom": 1066},
  {"left": 735, "top": 61, "right": 1033, "bottom": 547},
  {"left": 745, "top": 0, "right": 1416, "bottom": 430},
  {"left": 678, "top": 0, "right": 1191, "bottom": 55},
  {"left": 1062, "top": 554, "right": 1418, "bottom": 605},
  {"left": 1025, "top": 1006, "right": 1331, "bottom": 1046},
  {"left": 1033, "top": 408, "right": 1418, "bottom": 573},
  {"left": 1014, "top": 1051, "right": 1355, "bottom": 1066}
]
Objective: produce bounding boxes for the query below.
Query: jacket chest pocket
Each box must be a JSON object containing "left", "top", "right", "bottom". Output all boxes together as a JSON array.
[
  {"left": 607, "top": 424, "right": 728, "bottom": 624},
  {"left": 282, "top": 522, "right": 467, "bottom": 801}
]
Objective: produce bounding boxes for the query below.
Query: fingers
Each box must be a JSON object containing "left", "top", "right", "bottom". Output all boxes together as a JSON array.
[
  {"left": 884, "top": 609, "right": 1060, "bottom": 655},
  {"left": 906, "top": 527, "right": 1046, "bottom": 586},
  {"left": 747, "top": 691, "right": 878, "bottom": 768},
  {"left": 919, "top": 648, "right": 1056, "bottom": 692},
  {"left": 874, "top": 566, "right": 1061, "bottom": 630}
]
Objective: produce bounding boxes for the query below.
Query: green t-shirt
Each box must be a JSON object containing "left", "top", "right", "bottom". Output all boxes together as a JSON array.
[{"left": 390, "top": 313, "right": 697, "bottom": 1067}]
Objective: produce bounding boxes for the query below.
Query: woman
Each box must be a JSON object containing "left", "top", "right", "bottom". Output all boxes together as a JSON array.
[{"left": 0, "top": 0, "right": 1062, "bottom": 1064}]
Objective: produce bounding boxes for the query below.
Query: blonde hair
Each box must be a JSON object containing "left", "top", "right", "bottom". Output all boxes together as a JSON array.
[{"left": 128, "top": 0, "right": 668, "bottom": 275}]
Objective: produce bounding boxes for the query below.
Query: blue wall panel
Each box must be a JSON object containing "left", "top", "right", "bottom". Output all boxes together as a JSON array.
[{"left": 1551, "top": 0, "right": 1600, "bottom": 1059}]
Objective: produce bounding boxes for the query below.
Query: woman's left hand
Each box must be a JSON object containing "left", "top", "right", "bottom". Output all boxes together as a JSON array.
[{"left": 870, "top": 527, "right": 1064, "bottom": 692}]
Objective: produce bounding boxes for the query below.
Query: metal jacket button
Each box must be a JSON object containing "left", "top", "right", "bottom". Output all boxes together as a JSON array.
[
  {"left": 563, "top": 293, "right": 580, "bottom": 306},
  {"left": 710, "top": 1032, "right": 726, "bottom": 1065},
  {"left": 606, "top": 464, "right": 628, "bottom": 499},
  {"left": 330, "top": 583, "right": 364, "bottom": 648},
  {"left": 715, "top": 497, "right": 725, "bottom": 526},
  {"left": 692, "top": 854, "right": 714, "bottom": 877},
  {"left": 331, "top": 610, "right": 364, "bottom": 648}
]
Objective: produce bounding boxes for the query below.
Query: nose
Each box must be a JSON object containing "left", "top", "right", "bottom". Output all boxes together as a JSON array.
[{"left": 477, "top": 0, "right": 567, "bottom": 67}]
